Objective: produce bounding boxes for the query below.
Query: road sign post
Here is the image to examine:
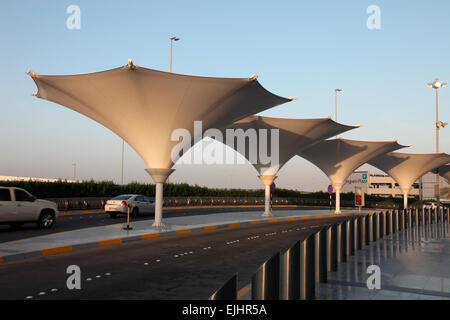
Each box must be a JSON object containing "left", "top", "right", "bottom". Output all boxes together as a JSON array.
[
  {"left": 327, "top": 185, "right": 334, "bottom": 211},
  {"left": 270, "top": 182, "right": 276, "bottom": 211}
]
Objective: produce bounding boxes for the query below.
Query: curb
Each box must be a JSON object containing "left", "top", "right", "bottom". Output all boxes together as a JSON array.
[
  {"left": 58, "top": 205, "right": 342, "bottom": 216},
  {"left": 0, "top": 212, "right": 369, "bottom": 265}
]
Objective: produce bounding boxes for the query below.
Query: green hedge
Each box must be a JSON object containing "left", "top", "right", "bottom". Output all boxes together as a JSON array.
[{"left": 0, "top": 179, "right": 408, "bottom": 203}]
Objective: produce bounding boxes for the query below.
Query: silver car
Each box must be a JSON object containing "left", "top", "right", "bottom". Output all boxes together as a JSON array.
[{"left": 104, "top": 194, "right": 155, "bottom": 218}]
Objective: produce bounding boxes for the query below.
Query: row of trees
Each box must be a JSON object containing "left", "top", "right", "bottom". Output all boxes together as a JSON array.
[{"left": 0, "top": 179, "right": 407, "bottom": 203}]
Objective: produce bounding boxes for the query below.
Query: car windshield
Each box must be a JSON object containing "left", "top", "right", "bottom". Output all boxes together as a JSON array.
[{"left": 111, "top": 195, "right": 132, "bottom": 200}]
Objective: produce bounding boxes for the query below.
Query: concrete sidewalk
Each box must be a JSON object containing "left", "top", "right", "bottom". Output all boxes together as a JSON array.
[
  {"left": 317, "top": 222, "right": 450, "bottom": 300},
  {"left": 0, "top": 208, "right": 367, "bottom": 264}
]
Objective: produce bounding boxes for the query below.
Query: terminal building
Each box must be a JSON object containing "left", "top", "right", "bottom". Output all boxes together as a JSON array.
[{"left": 341, "top": 171, "right": 450, "bottom": 202}]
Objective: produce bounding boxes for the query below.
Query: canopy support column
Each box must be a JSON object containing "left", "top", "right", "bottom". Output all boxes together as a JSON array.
[
  {"left": 333, "top": 183, "right": 344, "bottom": 214},
  {"left": 259, "top": 175, "right": 277, "bottom": 217},
  {"left": 401, "top": 187, "right": 410, "bottom": 210},
  {"left": 145, "top": 168, "right": 175, "bottom": 229}
]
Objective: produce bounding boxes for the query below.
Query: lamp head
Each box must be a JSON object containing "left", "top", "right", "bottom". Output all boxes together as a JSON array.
[{"left": 428, "top": 78, "right": 447, "bottom": 89}]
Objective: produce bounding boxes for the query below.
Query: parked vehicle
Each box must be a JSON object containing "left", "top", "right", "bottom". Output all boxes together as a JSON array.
[
  {"left": 0, "top": 187, "right": 59, "bottom": 229},
  {"left": 104, "top": 194, "right": 155, "bottom": 218},
  {"left": 422, "top": 202, "right": 440, "bottom": 210}
]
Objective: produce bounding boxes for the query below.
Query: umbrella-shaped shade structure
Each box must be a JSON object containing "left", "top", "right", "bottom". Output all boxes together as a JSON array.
[
  {"left": 223, "top": 115, "right": 359, "bottom": 216},
  {"left": 369, "top": 153, "right": 450, "bottom": 208},
  {"left": 28, "top": 60, "right": 292, "bottom": 228},
  {"left": 436, "top": 165, "right": 450, "bottom": 180},
  {"left": 298, "top": 138, "right": 408, "bottom": 213}
]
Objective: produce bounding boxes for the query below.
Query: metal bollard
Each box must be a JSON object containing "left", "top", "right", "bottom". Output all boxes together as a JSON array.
[
  {"left": 356, "top": 216, "right": 364, "bottom": 249},
  {"left": 354, "top": 217, "right": 360, "bottom": 251},
  {"left": 386, "top": 211, "right": 393, "bottom": 235},
  {"left": 281, "top": 241, "right": 300, "bottom": 300},
  {"left": 327, "top": 224, "right": 338, "bottom": 272},
  {"left": 401, "top": 209, "right": 406, "bottom": 230},
  {"left": 299, "top": 234, "right": 315, "bottom": 300},
  {"left": 366, "top": 214, "right": 373, "bottom": 243},
  {"left": 380, "top": 211, "right": 386, "bottom": 238},
  {"left": 252, "top": 252, "right": 281, "bottom": 300},
  {"left": 434, "top": 208, "right": 438, "bottom": 225},
  {"left": 337, "top": 222, "right": 347, "bottom": 263},
  {"left": 315, "top": 228, "right": 327, "bottom": 283},
  {"left": 393, "top": 210, "right": 399, "bottom": 233},
  {"left": 428, "top": 208, "right": 432, "bottom": 226},
  {"left": 408, "top": 209, "right": 412, "bottom": 228},
  {"left": 421, "top": 208, "right": 426, "bottom": 227},
  {"left": 210, "top": 274, "right": 238, "bottom": 300},
  {"left": 373, "top": 212, "right": 380, "bottom": 241},
  {"left": 346, "top": 219, "right": 355, "bottom": 256}
]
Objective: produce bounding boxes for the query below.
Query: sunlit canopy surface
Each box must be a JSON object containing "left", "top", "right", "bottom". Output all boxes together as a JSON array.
[
  {"left": 369, "top": 153, "right": 450, "bottom": 191},
  {"left": 225, "top": 116, "right": 359, "bottom": 176},
  {"left": 29, "top": 62, "right": 291, "bottom": 171},
  {"left": 298, "top": 138, "right": 408, "bottom": 189}
]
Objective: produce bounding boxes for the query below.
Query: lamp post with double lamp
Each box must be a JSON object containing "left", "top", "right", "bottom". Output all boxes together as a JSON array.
[
  {"left": 334, "top": 89, "right": 343, "bottom": 138},
  {"left": 427, "top": 78, "right": 447, "bottom": 208}
]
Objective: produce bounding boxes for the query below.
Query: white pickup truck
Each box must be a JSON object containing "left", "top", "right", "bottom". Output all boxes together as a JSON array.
[{"left": 0, "top": 187, "right": 59, "bottom": 229}]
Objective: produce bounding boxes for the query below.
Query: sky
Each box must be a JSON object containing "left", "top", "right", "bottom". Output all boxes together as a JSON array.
[{"left": 0, "top": 0, "right": 449, "bottom": 191}]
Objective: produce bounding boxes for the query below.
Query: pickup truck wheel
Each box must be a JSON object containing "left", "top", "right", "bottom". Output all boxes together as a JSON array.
[
  {"left": 38, "top": 211, "right": 55, "bottom": 229},
  {"left": 9, "top": 222, "right": 24, "bottom": 229}
]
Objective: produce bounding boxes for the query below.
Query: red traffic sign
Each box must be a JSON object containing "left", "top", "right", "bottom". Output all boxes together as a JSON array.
[
  {"left": 270, "top": 182, "right": 276, "bottom": 193},
  {"left": 327, "top": 185, "right": 334, "bottom": 194}
]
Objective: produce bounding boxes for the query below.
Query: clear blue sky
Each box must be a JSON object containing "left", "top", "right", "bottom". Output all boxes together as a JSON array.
[{"left": 0, "top": 0, "right": 449, "bottom": 191}]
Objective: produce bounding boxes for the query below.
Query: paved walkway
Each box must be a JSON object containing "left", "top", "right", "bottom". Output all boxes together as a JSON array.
[
  {"left": 317, "top": 222, "right": 450, "bottom": 300},
  {"left": 0, "top": 208, "right": 367, "bottom": 263}
]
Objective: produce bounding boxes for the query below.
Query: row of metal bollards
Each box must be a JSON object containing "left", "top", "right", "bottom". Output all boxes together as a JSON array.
[{"left": 210, "top": 207, "right": 449, "bottom": 300}]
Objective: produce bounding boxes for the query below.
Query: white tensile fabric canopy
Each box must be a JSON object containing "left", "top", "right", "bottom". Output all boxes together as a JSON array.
[
  {"left": 29, "top": 61, "right": 292, "bottom": 228},
  {"left": 223, "top": 115, "right": 359, "bottom": 216},
  {"left": 369, "top": 152, "right": 450, "bottom": 208},
  {"left": 298, "top": 138, "right": 408, "bottom": 213},
  {"left": 436, "top": 165, "right": 450, "bottom": 181}
]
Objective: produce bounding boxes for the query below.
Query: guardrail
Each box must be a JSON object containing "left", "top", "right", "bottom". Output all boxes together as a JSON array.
[
  {"left": 45, "top": 196, "right": 414, "bottom": 211},
  {"left": 209, "top": 207, "right": 449, "bottom": 300}
]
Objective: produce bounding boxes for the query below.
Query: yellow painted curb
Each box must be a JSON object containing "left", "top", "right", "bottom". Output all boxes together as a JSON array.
[
  {"left": 250, "top": 220, "right": 260, "bottom": 225},
  {"left": 342, "top": 213, "right": 350, "bottom": 216},
  {"left": 300, "top": 216, "right": 310, "bottom": 220},
  {"left": 316, "top": 215, "right": 324, "bottom": 218},
  {"left": 98, "top": 238, "right": 122, "bottom": 246},
  {"left": 176, "top": 229, "right": 191, "bottom": 235},
  {"left": 229, "top": 223, "right": 241, "bottom": 228},
  {"left": 237, "top": 286, "right": 251, "bottom": 298},
  {"left": 81, "top": 210, "right": 94, "bottom": 214},
  {"left": 41, "top": 245, "right": 73, "bottom": 256},
  {"left": 328, "top": 214, "right": 337, "bottom": 217},
  {"left": 268, "top": 219, "right": 278, "bottom": 223},
  {"left": 285, "top": 217, "right": 295, "bottom": 221},
  {"left": 203, "top": 225, "right": 217, "bottom": 231},
  {"left": 141, "top": 233, "right": 160, "bottom": 239},
  {"left": 0, "top": 256, "right": 3, "bottom": 264}
]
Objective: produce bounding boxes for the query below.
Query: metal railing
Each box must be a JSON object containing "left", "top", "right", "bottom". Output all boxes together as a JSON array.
[{"left": 209, "top": 207, "right": 449, "bottom": 300}]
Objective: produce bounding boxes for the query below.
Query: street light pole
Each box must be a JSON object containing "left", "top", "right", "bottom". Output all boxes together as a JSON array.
[
  {"left": 72, "top": 163, "right": 76, "bottom": 181},
  {"left": 427, "top": 78, "right": 447, "bottom": 208},
  {"left": 167, "top": 36, "right": 180, "bottom": 184},
  {"left": 169, "top": 36, "right": 180, "bottom": 73},
  {"left": 334, "top": 89, "right": 342, "bottom": 138}
]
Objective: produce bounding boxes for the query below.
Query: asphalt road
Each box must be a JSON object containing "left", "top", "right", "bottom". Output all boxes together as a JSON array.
[
  {"left": 0, "top": 206, "right": 326, "bottom": 243},
  {"left": 0, "top": 216, "right": 347, "bottom": 300}
]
